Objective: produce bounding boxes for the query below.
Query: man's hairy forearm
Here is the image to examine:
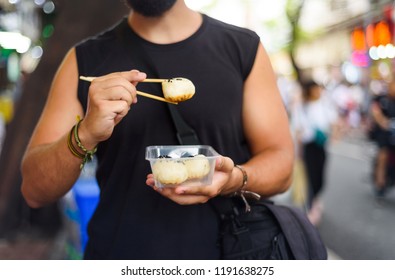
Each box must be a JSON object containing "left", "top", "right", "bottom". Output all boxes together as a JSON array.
[
  {"left": 21, "top": 135, "right": 82, "bottom": 208},
  {"left": 244, "top": 147, "right": 294, "bottom": 197}
]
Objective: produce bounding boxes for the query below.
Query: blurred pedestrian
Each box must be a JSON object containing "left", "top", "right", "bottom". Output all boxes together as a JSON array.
[
  {"left": 330, "top": 80, "right": 352, "bottom": 136},
  {"left": 292, "top": 80, "right": 338, "bottom": 225},
  {"left": 370, "top": 79, "right": 395, "bottom": 197}
]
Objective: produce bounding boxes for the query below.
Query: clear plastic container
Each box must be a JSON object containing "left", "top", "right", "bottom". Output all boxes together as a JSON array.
[{"left": 145, "top": 145, "right": 220, "bottom": 188}]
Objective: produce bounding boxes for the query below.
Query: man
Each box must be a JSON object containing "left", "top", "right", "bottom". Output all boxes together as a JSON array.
[
  {"left": 371, "top": 80, "right": 395, "bottom": 196},
  {"left": 21, "top": 0, "right": 294, "bottom": 259}
]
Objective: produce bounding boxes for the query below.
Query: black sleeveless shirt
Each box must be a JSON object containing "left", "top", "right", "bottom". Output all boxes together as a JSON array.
[{"left": 75, "top": 14, "right": 260, "bottom": 259}]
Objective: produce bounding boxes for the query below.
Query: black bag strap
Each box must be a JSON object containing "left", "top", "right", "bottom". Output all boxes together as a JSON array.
[{"left": 167, "top": 104, "right": 200, "bottom": 145}]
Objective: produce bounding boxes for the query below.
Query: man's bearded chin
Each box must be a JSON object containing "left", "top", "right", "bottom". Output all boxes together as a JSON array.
[{"left": 126, "top": 0, "right": 177, "bottom": 17}]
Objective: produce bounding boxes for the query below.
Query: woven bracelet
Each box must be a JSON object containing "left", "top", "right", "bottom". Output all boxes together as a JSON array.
[
  {"left": 67, "top": 126, "right": 85, "bottom": 159},
  {"left": 72, "top": 119, "right": 98, "bottom": 169}
]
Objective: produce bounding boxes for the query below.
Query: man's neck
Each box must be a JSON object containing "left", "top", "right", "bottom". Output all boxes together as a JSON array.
[{"left": 128, "top": 1, "right": 202, "bottom": 44}]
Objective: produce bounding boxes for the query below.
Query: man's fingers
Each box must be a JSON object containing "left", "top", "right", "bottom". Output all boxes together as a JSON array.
[
  {"left": 118, "top": 69, "right": 147, "bottom": 83},
  {"left": 145, "top": 156, "right": 235, "bottom": 204},
  {"left": 215, "top": 156, "right": 234, "bottom": 172},
  {"left": 89, "top": 74, "right": 142, "bottom": 105}
]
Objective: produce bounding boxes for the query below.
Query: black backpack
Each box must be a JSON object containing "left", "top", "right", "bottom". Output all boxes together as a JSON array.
[
  {"left": 264, "top": 200, "right": 327, "bottom": 259},
  {"left": 211, "top": 196, "right": 328, "bottom": 260}
]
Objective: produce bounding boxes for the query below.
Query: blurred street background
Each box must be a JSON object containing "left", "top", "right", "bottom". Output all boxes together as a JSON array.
[
  {"left": 322, "top": 131, "right": 395, "bottom": 260},
  {"left": 1, "top": 0, "right": 395, "bottom": 260}
]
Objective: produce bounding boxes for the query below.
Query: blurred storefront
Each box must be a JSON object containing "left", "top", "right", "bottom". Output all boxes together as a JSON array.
[{"left": 292, "top": 0, "right": 395, "bottom": 85}]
